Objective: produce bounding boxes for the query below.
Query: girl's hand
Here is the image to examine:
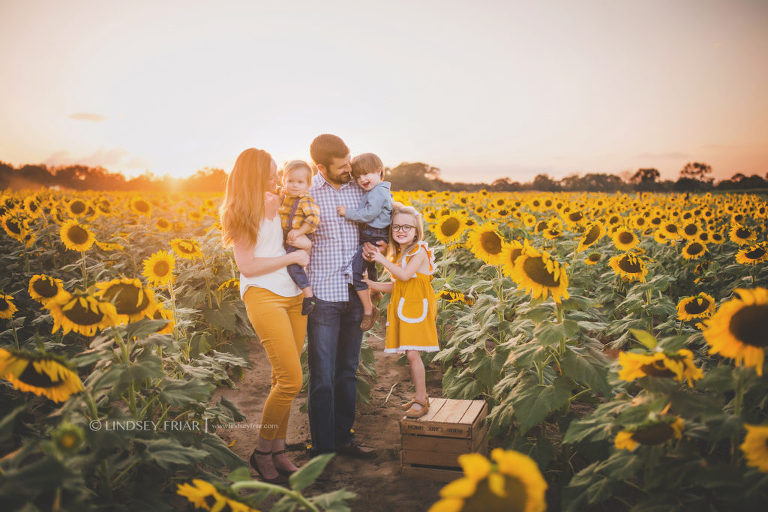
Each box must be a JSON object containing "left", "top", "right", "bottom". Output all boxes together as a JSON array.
[
  {"left": 370, "top": 250, "right": 386, "bottom": 264},
  {"left": 362, "top": 278, "right": 379, "bottom": 291}
]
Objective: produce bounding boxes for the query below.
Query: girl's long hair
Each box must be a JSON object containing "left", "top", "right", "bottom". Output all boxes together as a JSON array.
[
  {"left": 387, "top": 202, "right": 424, "bottom": 262},
  {"left": 220, "top": 148, "right": 273, "bottom": 248}
]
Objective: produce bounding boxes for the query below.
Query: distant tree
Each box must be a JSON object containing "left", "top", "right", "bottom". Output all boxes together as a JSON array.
[
  {"left": 531, "top": 173, "right": 560, "bottom": 192},
  {"left": 490, "top": 177, "right": 521, "bottom": 191},
  {"left": 679, "top": 162, "right": 713, "bottom": 183},
  {"left": 387, "top": 162, "right": 447, "bottom": 191}
]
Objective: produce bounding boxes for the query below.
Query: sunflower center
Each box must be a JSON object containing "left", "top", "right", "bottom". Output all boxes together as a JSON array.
[
  {"left": 640, "top": 361, "right": 676, "bottom": 378},
  {"left": 617, "top": 256, "right": 642, "bottom": 273},
  {"left": 18, "top": 361, "right": 57, "bottom": 388},
  {"left": 588, "top": 254, "right": 600, "bottom": 262},
  {"left": 67, "top": 225, "right": 89, "bottom": 245},
  {"left": 101, "top": 284, "right": 150, "bottom": 315},
  {"left": 729, "top": 305, "right": 768, "bottom": 347},
  {"left": 70, "top": 201, "right": 86, "bottom": 215},
  {"left": 153, "top": 261, "right": 170, "bottom": 276},
  {"left": 522, "top": 257, "right": 560, "bottom": 287},
  {"left": 178, "top": 242, "right": 196, "bottom": 254},
  {"left": 440, "top": 218, "right": 460, "bottom": 237},
  {"left": 507, "top": 248, "right": 523, "bottom": 265},
  {"left": 7, "top": 219, "right": 22, "bottom": 234},
  {"left": 745, "top": 247, "right": 766, "bottom": 259},
  {"left": 687, "top": 243, "right": 704, "bottom": 255},
  {"left": 736, "top": 227, "right": 751, "bottom": 239},
  {"left": 684, "top": 298, "right": 711, "bottom": 315},
  {"left": 63, "top": 299, "right": 106, "bottom": 326},
  {"left": 583, "top": 225, "right": 600, "bottom": 245},
  {"left": 664, "top": 224, "right": 678, "bottom": 233},
  {"left": 462, "top": 475, "right": 528, "bottom": 512},
  {"left": 134, "top": 200, "right": 150, "bottom": 213},
  {"left": 684, "top": 224, "right": 698, "bottom": 235},
  {"left": 569, "top": 212, "right": 583, "bottom": 222},
  {"left": 479, "top": 232, "right": 502, "bottom": 255},
  {"left": 0, "top": 298, "right": 9, "bottom": 311},
  {"left": 33, "top": 278, "right": 59, "bottom": 298},
  {"left": 631, "top": 423, "right": 674, "bottom": 445},
  {"left": 618, "top": 232, "right": 633, "bottom": 244}
]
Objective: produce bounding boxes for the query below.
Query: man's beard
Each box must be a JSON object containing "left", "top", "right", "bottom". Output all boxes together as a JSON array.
[{"left": 328, "top": 172, "right": 351, "bottom": 185}]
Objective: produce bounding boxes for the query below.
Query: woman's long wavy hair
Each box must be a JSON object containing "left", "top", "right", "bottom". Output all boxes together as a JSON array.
[{"left": 220, "top": 148, "right": 273, "bottom": 248}]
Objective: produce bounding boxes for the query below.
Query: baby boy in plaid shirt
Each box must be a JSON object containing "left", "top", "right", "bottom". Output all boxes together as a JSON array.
[{"left": 279, "top": 160, "right": 321, "bottom": 315}]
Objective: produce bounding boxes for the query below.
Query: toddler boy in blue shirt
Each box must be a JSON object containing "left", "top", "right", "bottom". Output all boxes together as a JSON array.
[{"left": 337, "top": 153, "right": 392, "bottom": 331}]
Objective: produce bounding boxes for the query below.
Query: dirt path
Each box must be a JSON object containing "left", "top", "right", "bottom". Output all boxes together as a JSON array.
[{"left": 212, "top": 328, "right": 446, "bottom": 511}]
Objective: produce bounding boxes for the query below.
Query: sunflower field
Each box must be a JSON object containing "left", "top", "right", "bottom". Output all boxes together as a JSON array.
[
  {"left": 0, "top": 191, "right": 357, "bottom": 511},
  {"left": 1, "top": 188, "right": 768, "bottom": 511}
]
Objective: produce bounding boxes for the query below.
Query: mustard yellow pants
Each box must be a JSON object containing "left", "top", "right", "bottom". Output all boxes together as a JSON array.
[{"left": 242, "top": 287, "right": 306, "bottom": 440}]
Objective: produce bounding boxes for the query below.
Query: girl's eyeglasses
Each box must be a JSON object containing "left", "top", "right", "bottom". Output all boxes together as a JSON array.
[{"left": 392, "top": 224, "right": 416, "bottom": 233}]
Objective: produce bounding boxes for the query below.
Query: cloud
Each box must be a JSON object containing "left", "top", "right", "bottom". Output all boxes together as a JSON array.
[
  {"left": 68, "top": 112, "right": 107, "bottom": 122},
  {"left": 44, "top": 148, "right": 145, "bottom": 169},
  {"left": 636, "top": 152, "right": 690, "bottom": 159}
]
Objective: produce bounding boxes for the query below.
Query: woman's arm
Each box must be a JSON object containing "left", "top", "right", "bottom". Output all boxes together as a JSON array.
[
  {"left": 372, "top": 249, "right": 427, "bottom": 282},
  {"left": 363, "top": 278, "right": 393, "bottom": 293},
  {"left": 233, "top": 239, "right": 308, "bottom": 278}
]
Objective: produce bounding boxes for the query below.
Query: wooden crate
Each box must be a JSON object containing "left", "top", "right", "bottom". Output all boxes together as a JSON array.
[{"left": 400, "top": 398, "right": 488, "bottom": 481}]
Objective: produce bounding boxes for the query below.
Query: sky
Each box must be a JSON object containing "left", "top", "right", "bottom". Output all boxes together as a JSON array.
[{"left": 1, "top": 0, "right": 767, "bottom": 183}]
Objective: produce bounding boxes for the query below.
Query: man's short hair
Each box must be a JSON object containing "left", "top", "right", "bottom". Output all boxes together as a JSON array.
[
  {"left": 310, "top": 134, "right": 349, "bottom": 169},
  {"left": 350, "top": 153, "right": 383, "bottom": 179}
]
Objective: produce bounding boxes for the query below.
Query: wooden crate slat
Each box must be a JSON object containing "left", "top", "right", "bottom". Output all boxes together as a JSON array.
[
  {"left": 418, "top": 397, "right": 447, "bottom": 422},
  {"left": 458, "top": 400, "right": 486, "bottom": 424},
  {"left": 401, "top": 464, "right": 462, "bottom": 482},
  {"left": 402, "top": 433, "right": 474, "bottom": 453},
  {"left": 429, "top": 399, "right": 473, "bottom": 424},
  {"left": 402, "top": 448, "right": 463, "bottom": 467}
]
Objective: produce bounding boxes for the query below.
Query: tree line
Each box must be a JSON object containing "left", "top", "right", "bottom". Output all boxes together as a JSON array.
[{"left": 1, "top": 160, "right": 766, "bottom": 193}]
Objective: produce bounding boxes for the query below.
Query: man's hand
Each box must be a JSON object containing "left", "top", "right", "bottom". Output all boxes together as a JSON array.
[
  {"left": 337, "top": 205, "right": 346, "bottom": 217},
  {"left": 362, "top": 240, "right": 387, "bottom": 261}
]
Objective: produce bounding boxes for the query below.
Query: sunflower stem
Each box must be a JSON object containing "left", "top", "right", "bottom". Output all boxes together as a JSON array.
[
  {"left": 79, "top": 251, "right": 88, "bottom": 290},
  {"left": 231, "top": 481, "right": 320, "bottom": 512},
  {"left": 11, "top": 323, "right": 20, "bottom": 350}
]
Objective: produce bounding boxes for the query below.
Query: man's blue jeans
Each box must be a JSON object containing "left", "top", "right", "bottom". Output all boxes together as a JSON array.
[{"left": 306, "top": 288, "right": 364, "bottom": 453}]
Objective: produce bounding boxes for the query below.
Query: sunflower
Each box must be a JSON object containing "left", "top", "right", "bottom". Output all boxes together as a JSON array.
[
  {"left": 660, "top": 223, "right": 681, "bottom": 240},
  {"left": 189, "top": 210, "right": 203, "bottom": 222},
  {"left": 585, "top": 253, "right": 602, "bottom": 265},
  {"left": 741, "top": 424, "right": 768, "bottom": 473},
  {"left": 95, "top": 199, "right": 112, "bottom": 216},
  {"left": 217, "top": 278, "right": 240, "bottom": 291},
  {"left": 618, "top": 349, "right": 703, "bottom": 387},
  {"left": 177, "top": 479, "right": 260, "bottom": 512},
  {"left": 46, "top": 292, "right": 118, "bottom": 336},
  {"left": 428, "top": 449, "right": 547, "bottom": 512},
  {"left": 512, "top": 244, "right": 569, "bottom": 303},
  {"left": 130, "top": 197, "right": 152, "bottom": 216},
  {"left": 681, "top": 241, "right": 708, "bottom": 260},
  {"left": 612, "top": 227, "right": 639, "bottom": 252},
  {"left": 680, "top": 222, "right": 701, "bottom": 240},
  {"left": 66, "top": 198, "right": 90, "bottom": 217},
  {"left": 96, "top": 241, "right": 124, "bottom": 252},
  {"left": 95, "top": 278, "right": 157, "bottom": 323},
  {"left": 736, "top": 244, "right": 768, "bottom": 265},
  {"left": 171, "top": 238, "right": 204, "bottom": 260},
  {"left": 433, "top": 213, "right": 466, "bottom": 245},
  {"left": 467, "top": 223, "right": 506, "bottom": 266},
  {"left": 0, "top": 349, "right": 84, "bottom": 403},
  {"left": 1, "top": 214, "right": 27, "bottom": 242},
  {"left": 0, "top": 294, "right": 18, "bottom": 319},
  {"left": 151, "top": 306, "right": 176, "bottom": 335},
  {"left": 577, "top": 222, "right": 604, "bottom": 253},
  {"left": 28, "top": 274, "right": 67, "bottom": 304},
  {"left": 677, "top": 292, "right": 716, "bottom": 321},
  {"left": 155, "top": 217, "right": 172, "bottom": 232},
  {"left": 438, "top": 290, "right": 475, "bottom": 306},
  {"left": 703, "top": 287, "right": 768, "bottom": 376},
  {"left": 60, "top": 219, "right": 95, "bottom": 252},
  {"left": 52, "top": 422, "right": 85, "bottom": 455},
  {"left": 609, "top": 253, "right": 648, "bottom": 282},
  {"left": 729, "top": 224, "right": 756, "bottom": 245},
  {"left": 521, "top": 213, "right": 537, "bottom": 228},
  {"left": 614, "top": 417, "right": 684, "bottom": 451},
  {"left": 142, "top": 250, "right": 176, "bottom": 286},
  {"left": 710, "top": 232, "right": 726, "bottom": 244},
  {"left": 500, "top": 240, "right": 525, "bottom": 278}
]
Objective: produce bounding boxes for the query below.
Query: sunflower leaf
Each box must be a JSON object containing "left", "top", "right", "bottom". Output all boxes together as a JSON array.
[
  {"left": 289, "top": 453, "right": 335, "bottom": 491},
  {"left": 629, "top": 329, "right": 657, "bottom": 350}
]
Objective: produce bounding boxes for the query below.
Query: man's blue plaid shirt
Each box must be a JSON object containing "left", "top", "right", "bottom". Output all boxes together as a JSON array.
[{"left": 307, "top": 173, "right": 365, "bottom": 302}]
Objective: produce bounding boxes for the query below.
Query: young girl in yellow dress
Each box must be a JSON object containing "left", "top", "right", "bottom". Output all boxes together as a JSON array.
[{"left": 364, "top": 203, "right": 439, "bottom": 418}]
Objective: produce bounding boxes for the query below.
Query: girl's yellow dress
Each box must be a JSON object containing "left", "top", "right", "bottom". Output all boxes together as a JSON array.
[{"left": 384, "top": 241, "right": 440, "bottom": 353}]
